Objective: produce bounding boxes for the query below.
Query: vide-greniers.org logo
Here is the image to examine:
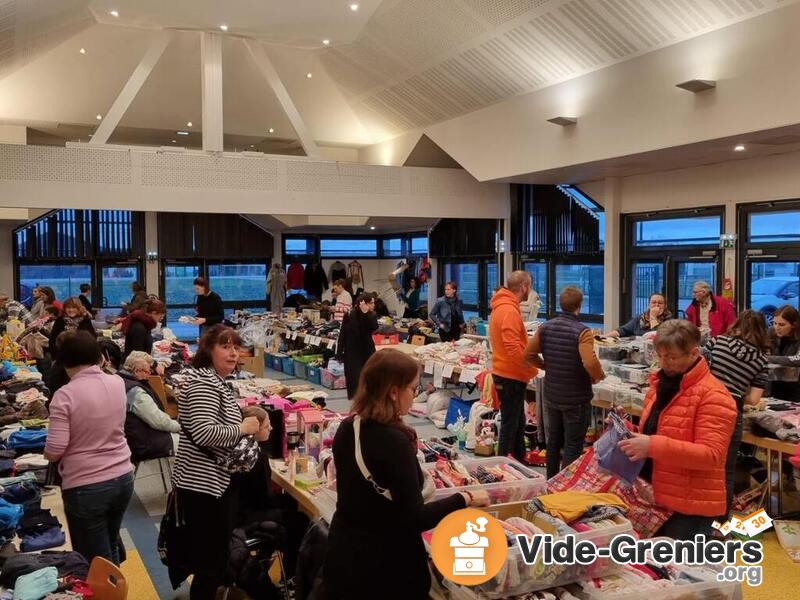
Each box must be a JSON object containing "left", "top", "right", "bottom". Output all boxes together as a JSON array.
[{"left": 432, "top": 510, "right": 765, "bottom": 588}]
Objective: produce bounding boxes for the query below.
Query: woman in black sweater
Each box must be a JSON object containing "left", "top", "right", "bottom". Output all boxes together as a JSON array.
[
  {"left": 122, "top": 299, "right": 166, "bottom": 359},
  {"left": 193, "top": 277, "right": 224, "bottom": 336},
  {"left": 49, "top": 297, "right": 96, "bottom": 360},
  {"left": 337, "top": 293, "right": 379, "bottom": 400},
  {"left": 769, "top": 305, "right": 800, "bottom": 401},
  {"left": 323, "top": 350, "right": 489, "bottom": 599}
]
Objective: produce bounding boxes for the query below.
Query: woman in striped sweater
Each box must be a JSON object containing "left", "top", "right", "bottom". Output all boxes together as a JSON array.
[
  {"left": 702, "top": 310, "right": 770, "bottom": 518},
  {"left": 172, "top": 325, "right": 261, "bottom": 600}
]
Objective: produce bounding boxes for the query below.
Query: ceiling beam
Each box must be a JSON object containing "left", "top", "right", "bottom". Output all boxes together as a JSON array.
[
  {"left": 244, "top": 40, "right": 320, "bottom": 159},
  {"left": 201, "top": 32, "right": 224, "bottom": 152},
  {"left": 89, "top": 31, "right": 171, "bottom": 146}
]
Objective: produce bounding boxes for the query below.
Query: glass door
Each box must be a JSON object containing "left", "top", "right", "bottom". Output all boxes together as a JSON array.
[
  {"left": 630, "top": 261, "right": 665, "bottom": 318},
  {"left": 99, "top": 262, "right": 140, "bottom": 309},
  {"left": 747, "top": 260, "right": 800, "bottom": 324},
  {"left": 162, "top": 261, "right": 202, "bottom": 341},
  {"left": 673, "top": 259, "right": 717, "bottom": 318}
]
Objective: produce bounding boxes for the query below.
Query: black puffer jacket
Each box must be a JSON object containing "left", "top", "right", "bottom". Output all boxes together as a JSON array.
[{"left": 227, "top": 521, "right": 286, "bottom": 600}]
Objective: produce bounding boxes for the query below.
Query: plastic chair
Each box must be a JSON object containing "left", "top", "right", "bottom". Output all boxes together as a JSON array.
[{"left": 87, "top": 556, "right": 128, "bottom": 600}]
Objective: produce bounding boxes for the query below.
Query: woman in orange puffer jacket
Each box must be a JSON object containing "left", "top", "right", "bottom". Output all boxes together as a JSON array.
[{"left": 618, "top": 320, "right": 737, "bottom": 541}]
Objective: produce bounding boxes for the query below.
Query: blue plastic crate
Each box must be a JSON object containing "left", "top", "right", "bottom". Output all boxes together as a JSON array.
[
  {"left": 294, "top": 359, "right": 309, "bottom": 380},
  {"left": 307, "top": 365, "right": 321, "bottom": 385},
  {"left": 281, "top": 356, "right": 295, "bottom": 374}
]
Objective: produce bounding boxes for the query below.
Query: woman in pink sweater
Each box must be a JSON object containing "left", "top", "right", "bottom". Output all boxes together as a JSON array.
[{"left": 44, "top": 331, "right": 133, "bottom": 565}]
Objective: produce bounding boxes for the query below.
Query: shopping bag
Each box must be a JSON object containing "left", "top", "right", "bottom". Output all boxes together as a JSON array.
[
  {"left": 594, "top": 412, "right": 644, "bottom": 484},
  {"left": 548, "top": 448, "right": 672, "bottom": 538}
]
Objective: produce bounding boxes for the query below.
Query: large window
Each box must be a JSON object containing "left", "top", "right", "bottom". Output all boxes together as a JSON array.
[
  {"left": 633, "top": 216, "right": 721, "bottom": 247},
  {"left": 18, "top": 264, "right": 92, "bottom": 305},
  {"left": 748, "top": 262, "right": 799, "bottom": 320},
  {"left": 208, "top": 263, "right": 266, "bottom": 302},
  {"left": 523, "top": 262, "right": 549, "bottom": 315},
  {"left": 101, "top": 264, "right": 139, "bottom": 308},
  {"left": 555, "top": 264, "right": 604, "bottom": 318},
  {"left": 631, "top": 262, "right": 664, "bottom": 317},
  {"left": 319, "top": 238, "right": 378, "bottom": 258},
  {"left": 748, "top": 210, "right": 800, "bottom": 243},
  {"left": 382, "top": 238, "right": 403, "bottom": 257},
  {"left": 411, "top": 236, "right": 428, "bottom": 255},
  {"left": 284, "top": 237, "right": 316, "bottom": 256},
  {"left": 443, "top": 263, "right": 479, "bottom": 308}
]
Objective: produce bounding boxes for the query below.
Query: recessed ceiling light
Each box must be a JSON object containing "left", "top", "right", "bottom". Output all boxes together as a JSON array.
[
  {"left": 88, "top": 134, "right": 93, "bottom": 138},
  {"left": 268, "top": 128, "right": 275, "bottom": 134},
  {"left": 547, "top": 116, "right": 577, "bottom": 126},
  {"left": 171, "top": 139, "right": 176, "bottom": 143},
  {"left": 322, "top": 39, "right": 330, "bottom": 46},
  {"left": 350, "top": 3, "right": 359, "bottom": 11},
  {"left": 109, "top": 10, "right": 119, "bottom": 18},
  {"left": 176, "top": 131, "right": 190, "bottom": 136},
  {"left": 250, "top": 144, "right": 255, "bottom": 148},
  {"left": 186, "top": 121, "right": 192, "bottom": 127},
  {"left": 734, "top": 144, "right": 746, "bottom": 152},
  {"left": 306, "top": 72, "right": 313, "bottom": 79},
  {"left": 369, "top": 226, "right": 376, "bottom": 230},
  {"left": 219, "top": 24, "right": 228, "bottom": 32},
  {"left": 79, "top": 48, "right": 86, "bottom": 55},
  {"left": 96, "top": 114, "right": 102, "bottom": 120},
  {"left": 676, "top": 79, "right": 716, "bottom": 93}
]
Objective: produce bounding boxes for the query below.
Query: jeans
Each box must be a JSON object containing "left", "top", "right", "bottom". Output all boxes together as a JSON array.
[
  {"left": 656, "top": 513, "right": 713, "bottom": 541},
  {"left": 62, "top": 471, "right": 134, "bottom": 565},
  {"left": 495, "top": 375, "right": 528, "bottom": 462},
  {"left": 438, "top": 327, "right": 461, "bottom": 342},
  {"left": 723, "top": 411, "right": 744, "bottom": 519},
  {"left": 178, "top": 485, "right": 238, "bottom": 600},
  {"left": 544, "top": 402, "right": 591, "bottom": 479}
]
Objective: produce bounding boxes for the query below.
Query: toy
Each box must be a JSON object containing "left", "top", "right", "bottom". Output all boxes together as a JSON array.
[
  {"left": 475, "top": 422, "right": 496, "bottom": 457},
  {"left": 447, "top": 413, "right": 468, "bottom": 450}
]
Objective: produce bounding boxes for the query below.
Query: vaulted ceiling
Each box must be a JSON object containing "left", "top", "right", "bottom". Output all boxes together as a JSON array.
[{"left": 0, "top": 0, "right": 798, "bottom": 177}]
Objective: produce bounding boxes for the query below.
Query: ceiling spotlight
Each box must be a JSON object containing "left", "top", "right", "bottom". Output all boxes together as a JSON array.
[
  {"left": 306, "top": 72, "right": 313, "bottom": 78},
  {"left": 268, "top": 128, "right": 275, "bottom": 134},
  {"left": 79, "top": 48, "right": 86, "bottom": 55},
  {"left": 676, "top": 79, "right": 716, "bottom": 93},
  {"left": 350, "top": 4, "right": 359, "bottom": 12},
  {"left": 176, "top": 131, "right": 190, "bottom": 136},
  {"left": 547, "top": 116, "right": 577, "bottom": 126},
  {"left": 109, "top": 10, "right": 119, "bottom": 18},
  {"left": 322, "top": 39, "right": 330, "bottom": 46},
  {"left": 369, "top": 226, "right": 376, "bottom": 230},
  {"left": 219, "top": 24, "right": 228, "bottom": 32},
  {"left": 250, "top": 144, "right": 255, "bottom": 148},
  {"left": 171, "top": 139, "right": 177, "bottom": 143},
  {"left": 96, "top": 114, "right": 102, "bottom": 120},
  {"left": 187, "top": 121, "right": 192, "bottom": 127},
  {"left": 734, "top": 144, "right": 746, "bottom": 152}
]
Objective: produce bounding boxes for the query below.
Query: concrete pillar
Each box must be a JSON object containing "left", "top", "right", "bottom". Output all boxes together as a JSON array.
[
  {"left": 144, "top": 212, "right": 159, "bottom": 294},
  {"left": 603, "top": 177, "right": 622, "bottom": 331}
]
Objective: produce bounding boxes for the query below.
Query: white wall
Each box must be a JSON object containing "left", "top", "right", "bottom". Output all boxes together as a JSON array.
[{"left": 0, "top": 223, "right": 16, "bottom": 295}]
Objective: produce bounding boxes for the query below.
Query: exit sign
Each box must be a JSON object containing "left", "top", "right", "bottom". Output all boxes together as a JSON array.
[{"left": 720, "top": 234, "right": 737, "bottom": 249}]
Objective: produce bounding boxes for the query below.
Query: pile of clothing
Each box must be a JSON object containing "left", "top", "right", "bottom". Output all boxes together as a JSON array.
[
  {"left": 424, "top": 458, "right": 538, "bottom": 504},
  {"left": 412, "top": 340, "right": 489, "bottom": 369},
  {"left": 228, "top": 378, "right": 316, "bottom": 400},
  {"left": 576, "top": 562, "right": 729, "bottom": 597},
  {"left": 745, "top": 406, "right": 800, "bottom": 442},
  {"left": 0, "top": 550, "right": 91, "bottom": 600}
]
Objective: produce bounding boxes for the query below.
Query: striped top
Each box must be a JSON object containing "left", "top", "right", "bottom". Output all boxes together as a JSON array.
[
  {"left": 172, "top": 368, "right": 242, "bottom": 497},
  {"left": 703, "top": 335, "right": 768, "bottom": 410}
]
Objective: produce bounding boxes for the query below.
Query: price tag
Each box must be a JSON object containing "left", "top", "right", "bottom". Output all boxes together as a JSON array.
[
  {"left": 292, "top": 331, "right": 299, "bottom": 340},
  {"left": 310, "top": 336, "right": 320, "bottom": 346},
  {"left": 729, "top": 517, "right": 749, "bottom": 537},
  {"left": 442, "top": 364, "right": 455, "bottom": 379},
  {"left": 459, "top": 368, "right": 478, "bottom": 384},
  {"left": 742, "top": 509, "right": 773, "bottom": 537},
  {"left": 424, "top": 360, "right": 434, "bottom": 374},
  {"left": 325, "top": 339, "right": 336, "bottom": 349},
  {"left": 433, "top": 362, "right": 445, "bottom": 386},
  {"left": 712, "top": 520, "right": 732, "bottom": 536}
]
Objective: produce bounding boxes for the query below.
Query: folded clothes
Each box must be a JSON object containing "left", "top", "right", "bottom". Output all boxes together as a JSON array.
[
  {"left": 20, "top": 527, "right": 65, "bottom": 553},
  {"left": 14, "top": 454, "right": 48, "bottom": 471},
  {"left": 17, "top": 508, "right": 60, "bottom": 536},
  {"left": 0, "top": 552, "right": 89, "bottom": 587},
  {"left": 1, "top": 481, "right": 40, "bottom": 508},
  {"left": 0, "top": 459, "right": 14, "bottom": 477},
  {"left": 7, "top": 430, "right": 48, "bottom": 450},
  {"left": 12, "top": 566, "right": 58, "bottom": 600},
  {"left": 0, "top": 472, "right": 37, "bottom": 487},
  {"left": 0, "top": 498, "right": 24, "bottom": 532}
]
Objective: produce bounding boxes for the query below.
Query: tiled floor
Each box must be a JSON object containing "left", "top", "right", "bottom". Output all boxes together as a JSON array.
[{"left": 125, "top": 366, "right": 475, "bottom": 598}]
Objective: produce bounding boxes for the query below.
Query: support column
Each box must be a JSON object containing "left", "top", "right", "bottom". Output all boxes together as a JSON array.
[
  {"left": 144, "top": 212, "right": 159, "bottom": 295},
  {"left": 603, "top": 177, "right": 622, "bottom": 331},
  {"left": 503, "top": 217, "right": 513, "bottom": 282},
  {"left": 201, "top": 32, "right": 224, "bottom": 152},
  {"left": 272, "top": 231, "right": 283, "bottom": 266},
  {"left": 723, "top": 200, "right": 737, "bottom": 303}
]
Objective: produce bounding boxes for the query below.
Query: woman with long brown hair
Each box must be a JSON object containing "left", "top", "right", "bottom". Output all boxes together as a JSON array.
[
  {"left": 703, "top": 309, "right": 770, "bottom": 518},
  {"left": 48, "top": 297, "right": 96, "bottom": 360},
  {"left": 324, "top": 350, "right": 489, "bottom": 599},
  {"left": 769, "top": 304, "right": 800, "bottom": 401}
]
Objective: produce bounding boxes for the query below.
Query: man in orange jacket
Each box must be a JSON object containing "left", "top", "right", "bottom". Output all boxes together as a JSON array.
[{"left": 489, "top": 271, "right": 538, "bottom": 461}]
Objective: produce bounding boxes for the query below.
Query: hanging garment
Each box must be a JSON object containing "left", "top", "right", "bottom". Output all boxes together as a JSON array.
[
  {"left": 348, "top": 261, "right": 364, "bottom": 287},
  {"left": 267, "top": 266, "right": 287, "bottom": 313},
  {"left": 287, "top": 262, "right": 305, "bottom": 290},
  {"left": 329, "top": 261, "right": 347, "bottom": 283},
  {"left": 417, "top": 257, "right": 431, "bottom": 284},
  {"left": 304, "top": 264, "right": 329, "bottom": 299}
]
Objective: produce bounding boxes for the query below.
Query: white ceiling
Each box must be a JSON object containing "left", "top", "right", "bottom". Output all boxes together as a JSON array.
[{"left": 0, "top": 0, "right": 797, "bottom": 161}]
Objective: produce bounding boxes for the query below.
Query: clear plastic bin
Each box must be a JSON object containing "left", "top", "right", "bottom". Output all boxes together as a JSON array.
[
  {"left": 475, "top": 512, "right": 632, "bottom": 598},
  {"left": 614, "top": 364, "right": 651, "bottom": 385},
  {"left": 767, "top": 364, "right": 800, "bottom": 382},
  {"left": 629, "top": 389, "right": 646, "bottom": 411},
  {"left": 598, "top": 346, "right": 628, "bottom": 361},
  {"left": 424, "top": 457, "right": 547, "bottom": 505}
]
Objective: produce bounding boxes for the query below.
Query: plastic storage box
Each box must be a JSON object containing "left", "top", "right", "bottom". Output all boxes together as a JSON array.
[
  {"left": 269, "top": 354, "right": 284, "bottom": 372},
  {"left": 306, "top": 365, "right": 321, "bottom": 385},
  {"left": 281, "top": 356, "right": 295, "bottom": 374},
  {"left": 321, "top": 368, "right": 346, "bottom": 390},
  {"left": 424, "top": 457, "right": 547, "bottom": 505},
  {"left": 293, "top": 359, "right": 309, "bottom": 380},
  {"left": 613, "top": 364, "right": 650, "bottom": 385},
  {"left": 768, "top": 365, "right": 800, "bottom": 382},
  {"left": 372, "top": 333, "right": 400, "bottom": 346},
  {"left": 475, "top": 512, "right": 631, "bottom": 598},
  {"left": 598, "top": 345, "right": 628, "bottom": 361}
]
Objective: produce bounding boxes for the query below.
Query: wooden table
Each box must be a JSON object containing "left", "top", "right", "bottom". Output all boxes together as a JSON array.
[{"left": 269, "top": 459, "right": 336, "bottom": 522}]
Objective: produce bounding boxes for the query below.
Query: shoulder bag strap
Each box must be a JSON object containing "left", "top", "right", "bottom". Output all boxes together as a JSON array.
[{"left": 353, "top": 416, "right": 393, "bottom": 501}]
